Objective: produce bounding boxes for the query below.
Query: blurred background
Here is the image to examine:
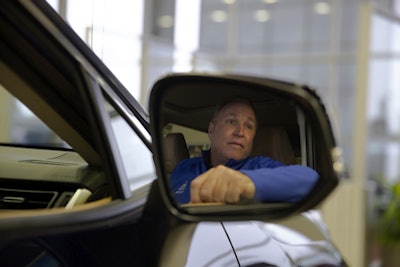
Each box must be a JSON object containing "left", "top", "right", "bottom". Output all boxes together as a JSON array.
[{"left": 41, "top": 0, "right": 400, "bottom": 266}]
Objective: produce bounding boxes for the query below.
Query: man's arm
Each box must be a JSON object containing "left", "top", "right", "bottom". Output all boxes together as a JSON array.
[{"left": 240, "top": 165, "right": 319, "bottom": 202}]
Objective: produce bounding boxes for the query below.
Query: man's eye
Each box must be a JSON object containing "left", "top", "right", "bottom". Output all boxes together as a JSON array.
[
  {"left": 246, "top": 124, "right": 255, "bottom": 130},
  {"left": 226, "top": 119, "right": 235, "bottom": 124}
]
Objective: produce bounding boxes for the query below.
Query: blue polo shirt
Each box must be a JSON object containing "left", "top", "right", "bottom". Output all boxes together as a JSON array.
[{"left": 171, "top": 150, "right": 319, "bottom": 204}]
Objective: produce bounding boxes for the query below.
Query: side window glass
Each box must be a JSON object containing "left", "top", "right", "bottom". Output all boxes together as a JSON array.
[{"left": 106, "top": 101, "right": 156, "bottom": 192}]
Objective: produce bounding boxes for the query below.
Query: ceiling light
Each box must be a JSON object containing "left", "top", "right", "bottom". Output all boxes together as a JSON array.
[
  {"left": 254, "top": 9, "right": 271, "bottom": 22},
  {"left": 211, "top": 10, "right": 228, "bottom": 23},
  {"left": 157, "top": 15, "right": 174, "bottom": 28},
  {"left": 314, "top": 2, "right": 331, "bottom": 15},
  {"left": 261, "top": 0, "right": 278, "bottom": 4}
]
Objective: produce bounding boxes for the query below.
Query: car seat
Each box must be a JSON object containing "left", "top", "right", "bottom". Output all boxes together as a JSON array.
[
  {"left": 250, "top": 126, "right": 296, "bottom": 165},
  {"left": 163, "top": 132, "right": 190, "bottom": 173}
]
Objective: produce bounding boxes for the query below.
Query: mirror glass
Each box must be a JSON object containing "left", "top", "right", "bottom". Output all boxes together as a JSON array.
[{"left": 152, "top": 75, "right": 336, "bottom": 214}]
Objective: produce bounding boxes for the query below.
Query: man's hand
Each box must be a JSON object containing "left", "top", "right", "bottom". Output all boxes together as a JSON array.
[{"left": 190, "top": 165, "right": 256, "bottom": 203}]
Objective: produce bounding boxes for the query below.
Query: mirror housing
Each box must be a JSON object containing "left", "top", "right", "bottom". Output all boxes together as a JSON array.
[{"left": 149, "top": 73, "right": 345, "bottom": 221}]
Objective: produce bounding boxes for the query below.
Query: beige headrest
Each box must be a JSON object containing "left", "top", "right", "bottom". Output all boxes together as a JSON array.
[{"left": 251, "top": 126, "right": 296, "bottom": 165}]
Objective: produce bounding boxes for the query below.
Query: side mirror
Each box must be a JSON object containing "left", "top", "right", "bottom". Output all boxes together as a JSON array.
[{"left": 149, "top": 73, "right": 345, "bottom": 221}]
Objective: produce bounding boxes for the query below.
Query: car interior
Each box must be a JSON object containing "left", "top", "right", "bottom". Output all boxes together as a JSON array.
[
  {"left": 0, "top": 84, "right": 111, "bottom": 211},
  {"left": 160, "top": 77, "right": 306, "bottom": 172},
  {"left": 0, "top": 55, "right": 153, "bottom": 214},
  {"left": 163, "top": 125, "right": 298, "bottom": 174}
]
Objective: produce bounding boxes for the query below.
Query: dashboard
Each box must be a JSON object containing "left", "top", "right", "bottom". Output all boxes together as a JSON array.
[{"left": 0, "top": 146, "right": 109, "bottom": 210}]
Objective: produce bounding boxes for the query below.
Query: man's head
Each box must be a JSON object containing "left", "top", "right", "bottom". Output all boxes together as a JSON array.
[{"left": 208, "top": 97, "right": 257, "bottom": 166}]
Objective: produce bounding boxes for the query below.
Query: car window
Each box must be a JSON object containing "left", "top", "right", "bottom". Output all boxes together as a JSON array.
[
  {"left": 164, "top": 123, "right": 210, "bottom": 158},
  {"left": 106, "top": 101, "right": 156, "bottom": 191},
  {"left": 0, "top": 84, "right": 70, "bottom": 149},
  {"left": 0, "top": 80, "right": 156, "bottom": 198}
]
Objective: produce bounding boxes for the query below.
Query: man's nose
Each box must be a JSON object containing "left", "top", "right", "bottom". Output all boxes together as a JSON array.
[{"left": 234, "top": 124, "right": 245, "bottom": 136}]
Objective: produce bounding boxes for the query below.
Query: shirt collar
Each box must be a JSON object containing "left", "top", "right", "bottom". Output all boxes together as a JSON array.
[{"left": 201, "top": 149, "right": 248, "bottom": 170}]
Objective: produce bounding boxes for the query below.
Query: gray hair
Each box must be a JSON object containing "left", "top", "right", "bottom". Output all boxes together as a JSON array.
[{"left": 211, "top": 96, "right": 257, "bottom": 125}]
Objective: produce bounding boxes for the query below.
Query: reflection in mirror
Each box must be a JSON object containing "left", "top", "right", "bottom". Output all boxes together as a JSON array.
[{"left": 157, "top": 78, "right": 321, "bottom": 208}]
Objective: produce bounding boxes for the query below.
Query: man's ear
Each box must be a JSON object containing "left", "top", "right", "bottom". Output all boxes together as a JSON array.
[{"left": 208, "top": 121, "right": 214, "bottom": 138}]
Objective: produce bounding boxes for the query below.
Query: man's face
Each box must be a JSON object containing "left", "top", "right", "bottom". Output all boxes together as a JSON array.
[{"left": 208, "top": 102, "right": 256, "bottom": 165}]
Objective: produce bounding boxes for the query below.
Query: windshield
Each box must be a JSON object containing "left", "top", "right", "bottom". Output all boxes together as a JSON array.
[{"left": 0, "top": 83, "right": 70, "bottom": 149}]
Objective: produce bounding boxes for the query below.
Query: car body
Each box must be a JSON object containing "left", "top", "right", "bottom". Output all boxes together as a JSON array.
[{"left": 0, "top": 0, "right": 347, "bottom": 266}]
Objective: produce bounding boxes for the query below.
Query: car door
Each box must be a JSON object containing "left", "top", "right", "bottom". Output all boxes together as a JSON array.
[
  {"left": 0, "top": 1, "right": 346, "bottom": 267},
  {"left": 0, "top": 2, "right": 236, "bottom": 266},
  {"left": 222, "top": 213, "right": 346, "bottom": 267},
  {"left": 0, "top": 1, "right": 159, "bottom": 265}
]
